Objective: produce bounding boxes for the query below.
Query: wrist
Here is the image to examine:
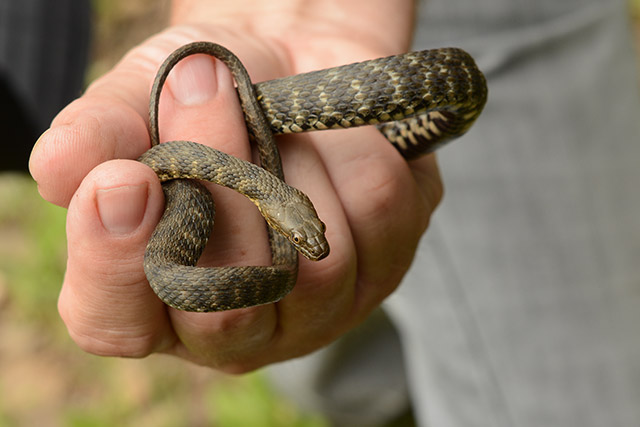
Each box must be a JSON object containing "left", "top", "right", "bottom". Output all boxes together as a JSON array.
[{"left": 170, "top": 0, "right": 415, "bottom": 56}]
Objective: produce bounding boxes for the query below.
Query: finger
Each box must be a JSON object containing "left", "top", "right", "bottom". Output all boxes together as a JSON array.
[
  {"left": 157, "top": 50, "right": 272, "bottom": 266},
  {"left": 29, "top": 98, "right": 150, "bottom": 208},
  {"left": 217, "top": 128, "right": 428, "bottom": 368},
  {"left": 274, "top": 134, "right": 358, "bottom": 333},
  {"left": 28, "top": 50, "right": 158, "bottom": 208},
  {"left": 149, "top": 45, "right": 287, "bottom": 368},
  {"left": 154, "top": 46, "right": 359, "bottom": 371},
  {"left": 28, "top": 30, "right": 206, "bottom": 208},
  {"left": 168, "top": 133, "right": 360, "bottom": 371},
  {"left": 59, "top": 159, "right": 176, "bottom": 357},
  {"left": 313, "top": 127, "right": 437, "bottom": 311},
  {"left": 409, "top": 154, "right": 444, "bottom": 214}
]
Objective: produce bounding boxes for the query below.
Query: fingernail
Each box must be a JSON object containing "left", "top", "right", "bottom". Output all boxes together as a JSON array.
[
  {"left": 169, "top": 55, "right": 218, "bottom": 105},
  {"left": 96, "top": 183, "right": 149, "bottom": 234}
]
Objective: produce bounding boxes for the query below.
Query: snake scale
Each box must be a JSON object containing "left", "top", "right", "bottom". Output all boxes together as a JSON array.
[{"left": 137, "top": 41, "right": 487, "bottom": 312}]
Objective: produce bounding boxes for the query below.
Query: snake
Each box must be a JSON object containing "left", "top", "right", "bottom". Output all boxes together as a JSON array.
[{"left": 137, "top": 41, "right": 487, "bottom": 312}]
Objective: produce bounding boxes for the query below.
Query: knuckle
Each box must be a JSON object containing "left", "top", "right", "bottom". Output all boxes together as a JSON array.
[
  {"left": 60, "top": 312, "right": 158, "bottom": 358},
  {"left": 352, "top": 152, "right": 409, "bottom": 223},
  {"left": 72, "top": 332, "right": 155, "bottom": 358},
  {"left": 57, "top": 278, "right": 164, "bottom": 358}
]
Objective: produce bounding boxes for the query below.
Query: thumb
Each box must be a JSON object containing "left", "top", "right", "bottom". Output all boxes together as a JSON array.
[{"left": 59, "top": 159, "right": 175, "bottom": 357}]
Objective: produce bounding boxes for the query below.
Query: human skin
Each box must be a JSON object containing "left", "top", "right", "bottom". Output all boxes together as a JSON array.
[{"left": 28, "top": 0, "right": 442, "bottom": 373}]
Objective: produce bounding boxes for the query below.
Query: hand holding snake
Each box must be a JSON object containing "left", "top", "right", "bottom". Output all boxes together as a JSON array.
[
  {"left": 31, "top": 3, "right": 478, "bottom": 368},
  {"left": 139, "top": 42, "right": 486, "bottom": 312}
]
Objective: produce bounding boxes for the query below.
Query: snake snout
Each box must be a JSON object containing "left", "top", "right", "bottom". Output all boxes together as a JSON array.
[
  {"left": 271, "top": 199, "right": 329, "bottom": 261},
  {"left": 286, "top": 217, "right": 329, "bottom": 261},
  {"left": 296, "top": 232, "right": 330, "bottom": 261}
]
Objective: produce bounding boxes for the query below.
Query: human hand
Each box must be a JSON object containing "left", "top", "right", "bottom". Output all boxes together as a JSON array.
[{"left": 28, "top": 0, "right": 442, "bottom": 372}]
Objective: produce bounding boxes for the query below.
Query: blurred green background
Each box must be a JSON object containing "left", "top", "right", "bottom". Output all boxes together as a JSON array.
[
  {"left": 1, "top": 1, "right": 639, "bottom": 426},
  {"left": 0, "top": 1, "right": 327, "bottom": 426}
]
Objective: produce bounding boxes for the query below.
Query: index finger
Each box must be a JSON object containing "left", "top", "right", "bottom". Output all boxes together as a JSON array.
[{"left": 28, "top": 35, "right": 179, "bottom": 207}]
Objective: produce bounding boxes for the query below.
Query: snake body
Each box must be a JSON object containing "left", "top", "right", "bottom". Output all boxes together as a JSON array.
[{"left": 138, "top": 42, "right": 487, "bottom": 312}]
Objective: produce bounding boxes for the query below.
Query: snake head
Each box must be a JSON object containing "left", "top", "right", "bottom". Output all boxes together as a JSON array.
[{"left": 263, "top": 193, "right": 329, "bottom": 261}]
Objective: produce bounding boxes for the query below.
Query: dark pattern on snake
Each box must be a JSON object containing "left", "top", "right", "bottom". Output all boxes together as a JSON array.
[{"left": 138, "top": 41, "right": 487, "bottom": 312}]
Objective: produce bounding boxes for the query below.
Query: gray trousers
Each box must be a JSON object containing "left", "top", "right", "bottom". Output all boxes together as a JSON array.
[{"left": 269, "top": 1, "right": 640, "bottom": 426}]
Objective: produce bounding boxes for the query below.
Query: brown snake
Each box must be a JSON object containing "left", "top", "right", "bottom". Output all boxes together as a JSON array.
[{"left": 137, "top": 42, "right": 487, "bottom": 312}]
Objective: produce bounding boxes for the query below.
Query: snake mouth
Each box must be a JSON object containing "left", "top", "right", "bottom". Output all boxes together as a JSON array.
[{"left": 297, "top": 237, "right": 330, "bottom": 261}]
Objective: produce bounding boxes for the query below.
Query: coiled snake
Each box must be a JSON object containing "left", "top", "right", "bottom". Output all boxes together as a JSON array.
[{"left": 137, "top": 42, "right": 487, "bottom": 312}]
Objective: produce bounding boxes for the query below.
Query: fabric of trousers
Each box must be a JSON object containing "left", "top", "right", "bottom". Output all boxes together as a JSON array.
[{"left": 269, "top": 1, "right": 640, "bottom": 426}]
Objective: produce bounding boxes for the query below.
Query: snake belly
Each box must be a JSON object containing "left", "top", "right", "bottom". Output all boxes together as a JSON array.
[{"left": 138, "top": 42, "right": 487, "bottom": 312}]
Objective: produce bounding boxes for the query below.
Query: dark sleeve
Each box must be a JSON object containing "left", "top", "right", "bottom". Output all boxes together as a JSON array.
[{"left": 0, "top": 0, "right": 91, "bottom": 171}]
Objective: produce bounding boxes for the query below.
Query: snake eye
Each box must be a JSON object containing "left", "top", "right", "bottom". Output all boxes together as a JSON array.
[{"left": 291, "top": 233, "right": 302, "bottom": 245}]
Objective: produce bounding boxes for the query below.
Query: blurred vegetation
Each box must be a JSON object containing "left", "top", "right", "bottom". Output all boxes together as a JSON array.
[
  {"left": 88, "top": 0, "right": 170, "bottom": 80},
  {"left": 0, "top": 180, "right": 329, "bottom": 427},
  {"left": 0, "top": 1, "right": 328, "bottom": 426},
  {"left": 0, "top": 175, "right": 327, "bottom": 424}
]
